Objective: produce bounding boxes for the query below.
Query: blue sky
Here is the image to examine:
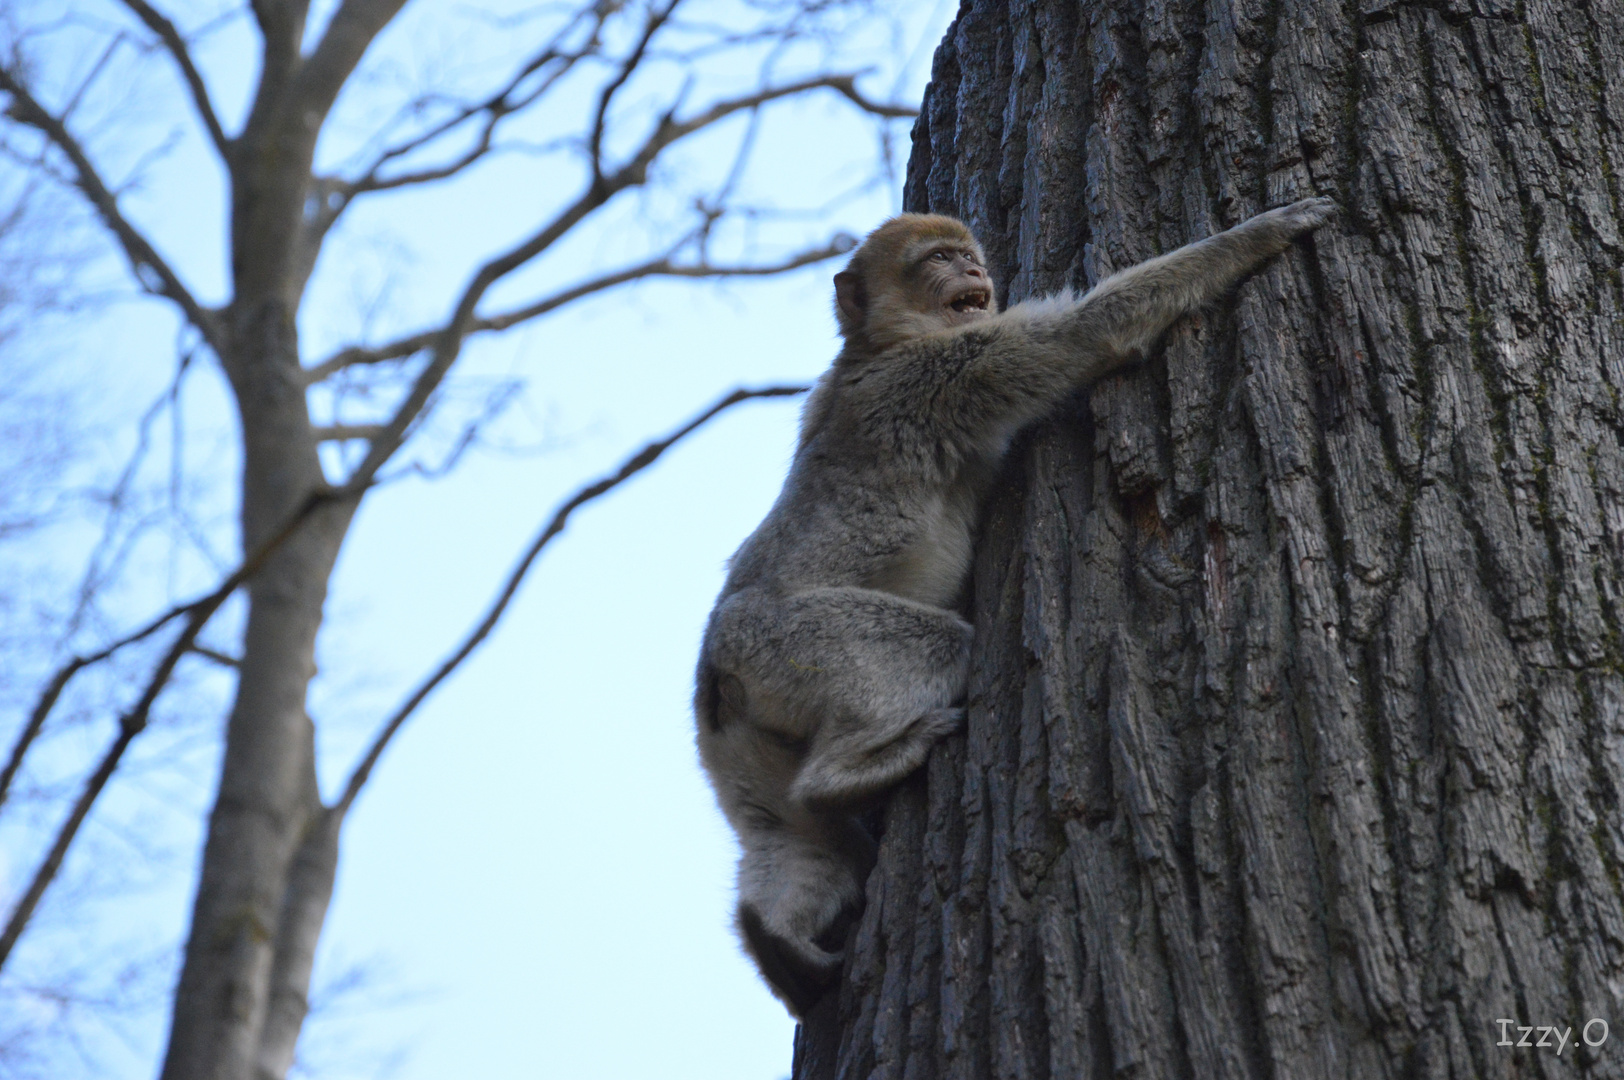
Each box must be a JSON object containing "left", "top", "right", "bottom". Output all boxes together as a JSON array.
[{"left": 0, "top": 1, "right": 957, "bottom": 1076}]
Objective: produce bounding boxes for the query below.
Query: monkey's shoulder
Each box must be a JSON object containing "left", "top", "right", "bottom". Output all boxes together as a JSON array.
[
  {"left": 789, "top": 413, "right": 958, "bottom": 489},
  {"left": 855, "top": 323, "right": 1006, "bottom": 385},
  {"left": 807, "top": 326, "right": 1013, "bottom": 444}
]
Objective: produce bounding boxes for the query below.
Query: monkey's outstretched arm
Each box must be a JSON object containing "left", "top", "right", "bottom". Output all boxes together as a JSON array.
[
  {"left": 1064, "top": 197, "right": 1334, "bottom": 359},
  {"left": 906, "top": 197, "right": 1335, "bottom": 447}
]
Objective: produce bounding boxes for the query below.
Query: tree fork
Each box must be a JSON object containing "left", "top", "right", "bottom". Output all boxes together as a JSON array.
[{"left": 795, "top": 0, "right": 1624, "bottom": 1077}]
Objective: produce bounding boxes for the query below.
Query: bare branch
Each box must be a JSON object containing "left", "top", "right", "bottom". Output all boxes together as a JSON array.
[
  {"left": 333, "top": 383, "right": 809, "bottom": 814},
  {"left": 345, "top": 131, "right": 490, "bottom": 196},
  {"left": 295, "top": 0, "right": 412, "bottom": 125},
  {"left": 633, "top": 74, "right": 916, "bottom": 169},
  {"left": 0, "top": 665, "right": 76, "bottom": 814},
  {"left": 827, "top": 75, "right": 919, "bottom": 119},
  {"left": 116, "top": 0, "right": 233, "bottom": 157},
  {"left": 329, "top": 16, "right": 919, "bottom": 210},
  {"left": 589, "top": 0, "right": 682, "bottom": 186},
  {"left": 1, "top": 599, "right": 195, "bottom": 814},
  {"left": 63, "top": 346, "right": 201, "bottom": 640},
  {"left": 187, "top": 643, "right": 241, "bottom": 667},
  {"left": 305, "top": 124, "right": 631, "bottom": 441},
  {"left": 0, "top": 718, "right": 137, "bottom": 970},
  {"left": 344, "top": 8, "right": 605, "bottom": 197},
  {"left": 294, "top": 23, "right": 603, "bottom": 278},
  {"left": 0, "top": 66, "right": 220, "bottom": 349},
  {"left": 60, "top": 34, "right": 124, "bottom": 121},
  {"left": 304, "top": 236, "right": 854, "bottom": 382},
  {"left": 307, "top": 55, "right": 906, "bottom": 473},
  {"left": 458, "top": 238, "right": 854, "bottom": 340},
  {"left": 0, "top": 475, "right": 353, "bottom": 815},
  {"left": 0, "top": 483, "right": 360, "bottom": 970}
]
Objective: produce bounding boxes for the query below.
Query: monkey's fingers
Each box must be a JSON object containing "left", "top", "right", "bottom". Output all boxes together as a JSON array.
[{"left": 1275, "top": 196, "right": 1339, "bottom": 233}]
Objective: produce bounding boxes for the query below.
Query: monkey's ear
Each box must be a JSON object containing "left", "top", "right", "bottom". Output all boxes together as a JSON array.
[{"left": 833, "top": 270, "right": 866, "bottom": 323}]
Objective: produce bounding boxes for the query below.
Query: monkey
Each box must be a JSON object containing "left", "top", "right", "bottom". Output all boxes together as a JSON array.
[{"left": 694, "top": 197, "right": 1336, "bottom": 1016}]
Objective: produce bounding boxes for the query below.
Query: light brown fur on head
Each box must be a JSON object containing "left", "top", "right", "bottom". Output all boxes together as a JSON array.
[{"left": 833, "top": 213, "right": 996, "bottom": 354}]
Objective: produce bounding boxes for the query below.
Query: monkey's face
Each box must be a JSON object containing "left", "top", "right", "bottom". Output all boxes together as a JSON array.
[
  {"left": 833, "top": 216, "right": 997, "bottom": 350},
  {"left": 910, "top": 242, "right": 995, "bottom": 329}
]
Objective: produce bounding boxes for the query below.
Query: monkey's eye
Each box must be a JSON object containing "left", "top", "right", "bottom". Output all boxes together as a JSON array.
[{"left": 929, "top": 250, "right": 951, "bottom": 262}]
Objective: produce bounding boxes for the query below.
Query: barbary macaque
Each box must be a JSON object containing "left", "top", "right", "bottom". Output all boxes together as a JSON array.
[{"left": 695, "top": 199, "right": 1336, "bottom": 1015}]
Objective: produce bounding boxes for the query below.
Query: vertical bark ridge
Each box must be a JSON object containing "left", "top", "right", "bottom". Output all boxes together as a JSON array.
[{"left": 797, "top": 0, "right": 1624, "bottom": 1076}]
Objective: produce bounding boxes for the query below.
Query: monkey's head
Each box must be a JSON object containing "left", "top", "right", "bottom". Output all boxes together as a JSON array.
[{"left": 833, "top": 214, "right": 996, "bottom": 352}]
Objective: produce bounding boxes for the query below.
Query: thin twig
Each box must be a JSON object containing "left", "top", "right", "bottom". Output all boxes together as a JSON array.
[
  {"left": 0, "top": 65, "right": 219, "bottom": 349},
  {"left": 346, "top": 8, "right": 603, "bottom": 196},
  {"left": 60, "top": 33, "right": 126, "bottom": 121},
  {"left": 333, "top": 383, "right": 808, "bottom": 814},
  {"left": 0, "top": 430, "right": 334, "bottom": 814},
  {"left": 1, "top": 599, "right": 191, "bottom": 813},
  {"left": 63, "top": 349, "right": 196, "bottom": 640},
  {"left": 588, "top": 0, "right": 680, "bottom": 187},
  {"left": 116, "top": 0, "right": 233, "bottom": 155},
  {"left": 826, "top": 75, "right": 917, "bottom": 119},
  {"left": 305, "top": 237, "right": 851, "bottom": 381},
  {"left": 187, "top": 643, "right": 241, "bottom": 668},
  {"left": 317, "top": 61, "right": 899, "bottom": 477},
  {"left": 0, "top": 721, "right": 135, "bottom": 968}
]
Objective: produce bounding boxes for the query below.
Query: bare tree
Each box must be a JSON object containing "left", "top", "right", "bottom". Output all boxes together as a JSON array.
[
  {"left": 0, "top": 1, "right": 920, "bottom": 1076},
  {"left": 795, "top": 0, "right": 1624, "bottom": 1077}
]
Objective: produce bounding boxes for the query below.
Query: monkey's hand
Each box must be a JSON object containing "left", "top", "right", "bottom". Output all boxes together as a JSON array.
[{"left": 1255, "top": 196, "right": 1338, "bottom": 242}]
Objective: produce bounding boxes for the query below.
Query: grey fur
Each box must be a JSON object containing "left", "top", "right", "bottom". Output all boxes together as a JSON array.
[{"left": 695, "top": 197, "right": 1336, "bottom": 1016}]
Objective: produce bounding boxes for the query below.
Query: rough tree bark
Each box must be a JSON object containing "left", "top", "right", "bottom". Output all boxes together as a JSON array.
[{"left": 795, "top": 0, "right": 1624, "bottom": 1077}]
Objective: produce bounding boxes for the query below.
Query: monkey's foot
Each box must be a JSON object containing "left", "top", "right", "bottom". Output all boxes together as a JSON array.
[{"left": 791, "top": 706, "right": 966, "bottom": 810}]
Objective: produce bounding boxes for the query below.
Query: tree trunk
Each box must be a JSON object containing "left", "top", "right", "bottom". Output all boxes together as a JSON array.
[
  {"left": 161, "top": 303, "right": 355, "bottom": 1080},
  {"left": 156, "top": 7, "right": 393, "bottom": 1072},
  {"left": 795, "top": 0, "right": 1624, "bottom": 1077}
]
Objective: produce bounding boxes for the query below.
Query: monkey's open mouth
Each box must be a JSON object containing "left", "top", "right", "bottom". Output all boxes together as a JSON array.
[{"left": 948, "top": 288, "right": 990, "bottom": 313}]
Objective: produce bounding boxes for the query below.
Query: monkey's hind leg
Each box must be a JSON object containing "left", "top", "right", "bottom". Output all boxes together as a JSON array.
[
  {"left": 794, "top": 702, "right": 964, "bottom": 810},
  {"left": 709, "top": 585, "right": 972, "bottom": 810},
  {"left": 786, "top": 588, "right": 971, "bottom": 809}
]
